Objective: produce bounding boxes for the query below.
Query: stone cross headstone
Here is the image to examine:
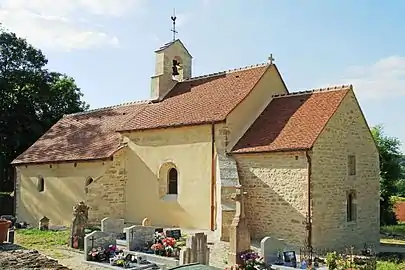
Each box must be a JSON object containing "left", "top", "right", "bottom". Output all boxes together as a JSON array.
[
  {"left": 39, "top": 216, "right": 49, "bottom": 231},
  {"left": 228, "top": 184, "right": 251, "bottom": 265},
  {"left": 70, "top": 201, "right": 89, "bottom": 250}
]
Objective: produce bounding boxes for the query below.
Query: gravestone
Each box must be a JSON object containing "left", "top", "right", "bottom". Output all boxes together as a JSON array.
[
  {"left": 179, "top": 232, "right": 210, "bottom": 265},
  {"left": 228, "top": 185, "right": 251, "bottom": 265},
  {"left": 39, "top": 216, "right": 50, "bottom": 231},
  {"left": 84, "top": 230, "right": 118, "bottom": 260},
  {"left": 142, "top": 218, "right": 151, "bottom": 226},
  {"left": 101, "top": 217, "right": 125, "bottom": 233},
  {"left": 124, "top": 225, "right": 156, "bottom": 251},
  {"left": 261, "top": 236, "right": 289, "bottom": 265},
  {"left": 70, "top": 201, "right": 89, "bottom": 250},
  {"left": 165, "top": 229, "right": 181, "bottom": 239}
]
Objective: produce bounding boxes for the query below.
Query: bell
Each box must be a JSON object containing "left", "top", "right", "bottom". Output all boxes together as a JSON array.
[{"left": 172, "top": 66, "right": 179, "bottom": 76}]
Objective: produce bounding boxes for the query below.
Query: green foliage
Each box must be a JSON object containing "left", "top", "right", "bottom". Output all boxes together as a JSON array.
[
  {"left": 0, "top": 28, "right": 88, "bottom": 191},
  {"left": 325, "top": 252, "right": 338, "bottom": 270},
  {"left": 381, "top": 224, "right": 405, "bottom": 237},
  {"left": 371, "top": 125, "right": 403, "bottom": 226}
]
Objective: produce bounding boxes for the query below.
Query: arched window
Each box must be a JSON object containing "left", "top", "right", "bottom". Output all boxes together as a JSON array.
[
  {"left": 85, "top": 177, "right": 93, "bottom": 194},
  {"left": 168, "top": 168, "right": 178, "bottom": 195},
  {"left": 37, "top": 177, "right": 44, "bottom": 192}
]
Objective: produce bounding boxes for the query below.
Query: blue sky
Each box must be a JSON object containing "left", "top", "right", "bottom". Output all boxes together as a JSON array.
[{"left": 0, "top": 0, "right": 404, "bottom": 151}]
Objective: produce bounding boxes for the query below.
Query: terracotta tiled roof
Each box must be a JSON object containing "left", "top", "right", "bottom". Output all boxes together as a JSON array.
[
  {"left": 119, "top": 64, "right": 268, "bottom": 131},
  {"left": 12, "top": 64, "right": 268, "bottom": 164},
  {"left": 11, "top": 102, "right": 148, "bottom": 165},
  {"left": 232, "top": 85, "right": 351, "bottom": 154}
]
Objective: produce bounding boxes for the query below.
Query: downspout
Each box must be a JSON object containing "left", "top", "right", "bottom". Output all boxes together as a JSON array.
[
  {"left": 305, "top": 150, "right": 313, "bottom": 250},
  {"left": 210, "top": 123, "right": 216, "bottom": 231}
]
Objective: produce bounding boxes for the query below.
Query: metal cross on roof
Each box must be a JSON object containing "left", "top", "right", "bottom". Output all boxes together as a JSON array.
[{"left": 268, "top": 54, "right": 275, "bottom": 65}]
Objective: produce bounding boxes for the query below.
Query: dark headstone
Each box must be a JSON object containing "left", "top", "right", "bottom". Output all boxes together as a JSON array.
[
  {"left": 283, "top": 251, "right": 297, "bottom": 268},
  {"left": 165, "top": 229, "right": 181, "bottom": 239}
]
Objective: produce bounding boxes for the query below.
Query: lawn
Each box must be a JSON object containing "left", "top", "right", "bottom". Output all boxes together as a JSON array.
[
  {"left": 14, "top": 228, "right": 72, "bottom": 259},
  {"left": 381, "top": 223, "right": 405, "bottom": 246},
  {"left": 377, "top": 260, "right": 405, "bottom": 269}
]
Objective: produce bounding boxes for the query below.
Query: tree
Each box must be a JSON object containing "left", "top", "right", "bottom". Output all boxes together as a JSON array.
[
  {"left": 371, "top": 125, "right": 403, "bottom": 225},
  {"left": 0, "top": 28, "right": 88, "bottom": 191}
]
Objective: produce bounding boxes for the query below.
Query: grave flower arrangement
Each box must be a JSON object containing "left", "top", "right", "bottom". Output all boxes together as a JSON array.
[
  {"left": 151, "top": 232, "right": 180, "bottom": 258},
  {"left": 225, "top": 250, "right": 267, "bottom": 270}
]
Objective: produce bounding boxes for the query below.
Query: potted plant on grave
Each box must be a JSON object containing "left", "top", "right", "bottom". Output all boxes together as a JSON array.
[{"left": 0, "top": 219, "right": 11, "bottom": 243}]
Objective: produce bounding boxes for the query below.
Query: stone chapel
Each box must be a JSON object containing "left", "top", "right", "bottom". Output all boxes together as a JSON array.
[{"left": 12, "top": 39, "right": 380, "bottom": 250}]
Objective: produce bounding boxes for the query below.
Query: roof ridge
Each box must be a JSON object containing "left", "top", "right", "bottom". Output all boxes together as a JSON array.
[
  {"left": 64, "top": 99, "right": 152, "bottom": 117},
  {"left": 185, "top": 62, "right": 269, "bottom": 82},
  {"left": 272, "top": 84, "right": 352, "bottom": 98}
]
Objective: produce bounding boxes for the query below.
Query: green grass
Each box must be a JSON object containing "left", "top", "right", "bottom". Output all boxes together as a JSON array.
[
  {"left": 381, "top": 224, "right": 405, "bottom": 237},
  {"left": 377, "top": 260, "right": 405, "bottom": 269},
  {"left": 15, "top": 229, "right": 71, "bottom": 259}
]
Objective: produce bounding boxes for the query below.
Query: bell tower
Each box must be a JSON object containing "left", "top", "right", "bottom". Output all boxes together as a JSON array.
[{"left": 150, "top": 14, "right": 192, "bottom": 100}]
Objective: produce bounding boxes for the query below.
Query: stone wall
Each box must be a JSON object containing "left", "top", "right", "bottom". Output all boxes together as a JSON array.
[
  {"left": 86, "top": 149, "right": 127, "bottom": 224},
  {"left": 234, "top": 152, "right": 308, "bottom": 245},
  {"left": 311, "top": 89, "right": 380, "bottom": 250}
]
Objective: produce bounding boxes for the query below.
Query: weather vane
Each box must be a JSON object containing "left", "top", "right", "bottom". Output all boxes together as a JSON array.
[{"left": 170, "top": 9, "right": 178, "bottom": 42}]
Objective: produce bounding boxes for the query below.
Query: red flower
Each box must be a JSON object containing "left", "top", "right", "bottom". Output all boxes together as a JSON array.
[
  {"left": 162, "top": 237, "right": 176, "bottom": 247},
  {"left": 151, "top": 243, "right": 164, "bottom": 251}
]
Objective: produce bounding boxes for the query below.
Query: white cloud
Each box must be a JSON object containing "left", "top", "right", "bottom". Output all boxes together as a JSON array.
[
  {"left": 0, "top": 0, "right": 143, "bottom": 50},
  {"left": 340, "top": 56, "right": 405, "bottom": 99}
]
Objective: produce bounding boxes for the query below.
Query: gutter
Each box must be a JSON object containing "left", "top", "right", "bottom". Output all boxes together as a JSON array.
[
  {"left": 210, "top": 123, "right": 216, "bottom": 231},
  {"left": 305, "top": 150, "right": 313, "bottom": 250}
]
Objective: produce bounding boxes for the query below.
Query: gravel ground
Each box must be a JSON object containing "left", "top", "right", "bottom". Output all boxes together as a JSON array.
[
  {"left": 0, "top": 240, "right": 260, "bottom": 269},
  {"left": 0, "top": 244, "right": 71, "bottom": 270}
]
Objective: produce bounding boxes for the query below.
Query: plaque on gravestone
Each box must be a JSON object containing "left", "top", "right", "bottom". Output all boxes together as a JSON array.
[
  {"left": 165, "top": 229, "right": 181, "bottom": 239},
  {"left": 155, "top": 228, "right": 164, "bottom": 233},
  {"left": 283, "top": 251, "right": 297, "bottom": 268}
]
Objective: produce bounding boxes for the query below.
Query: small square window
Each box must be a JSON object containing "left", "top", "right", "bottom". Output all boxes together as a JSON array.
[{"left": 348, "top": 155, "right": 356, "bottom": 176}]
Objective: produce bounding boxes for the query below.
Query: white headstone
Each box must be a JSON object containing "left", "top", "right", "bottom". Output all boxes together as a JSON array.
[{"left": 260, "top": 236, "right": 288, "bottom": 265}]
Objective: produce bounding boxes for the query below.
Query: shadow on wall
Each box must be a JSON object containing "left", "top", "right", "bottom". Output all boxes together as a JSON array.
[
  {"left": 18, "top": 172, "right": 86, "bottom": 225},
  {"left": 125, "top": 150, "right": 193, "bottom": 228},
  {"left": 237, "top": 159, "right": 307, "bottom": 246}
]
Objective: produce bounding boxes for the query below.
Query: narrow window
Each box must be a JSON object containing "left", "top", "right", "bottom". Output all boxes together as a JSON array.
[
  {"left": 348, "top": 155, "right": 356, "bottom": 175},
  {"left": 347, "top": 191, "right": 357, "bottom": 222},
  {"left": 85, "top": 177, "right": 93, "bottom": 194},
  {"left": 37, "top": 177, "right": 44, "bottom": 192},
  {"left": 168, "top": 168, "right": 178, "bottom": 195}
]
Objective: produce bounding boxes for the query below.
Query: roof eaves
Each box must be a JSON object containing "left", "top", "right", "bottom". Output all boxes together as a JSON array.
[{"left": 230, "top": 147, "right": 310, "bottom": 155}]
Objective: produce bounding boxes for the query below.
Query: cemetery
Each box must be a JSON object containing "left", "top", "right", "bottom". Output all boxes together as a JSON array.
[{"left": 0, "top": 197, "right": 382, "bottom": 269}]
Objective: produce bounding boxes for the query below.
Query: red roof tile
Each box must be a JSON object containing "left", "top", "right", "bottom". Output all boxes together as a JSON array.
[
  {"left": 11, "top": 102, "right": 148, "bottom": 165},
  {"left": 12, "top": 65, "right": 268, "bottom": 164},
  {"left": 232, "top": 86, "right": 351, "bottom": 154},
  {"left": 119, "top": 65, "right": 268, "bottom": 131}
]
